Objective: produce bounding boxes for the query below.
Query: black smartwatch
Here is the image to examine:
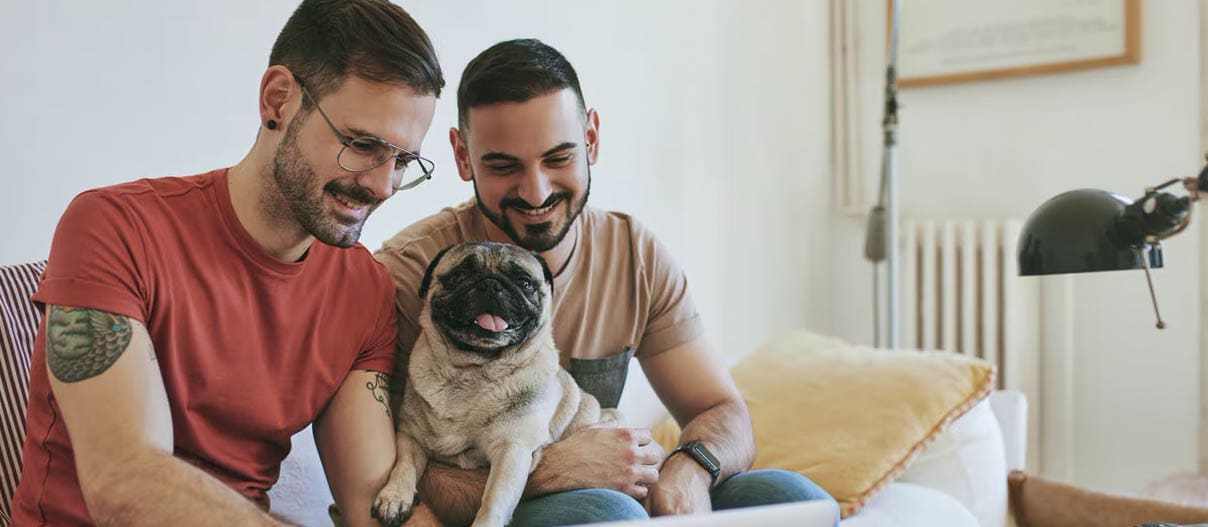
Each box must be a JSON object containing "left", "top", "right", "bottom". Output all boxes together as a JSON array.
[{"left": 669, "top": 440, "right": 721, "bottom": 485}]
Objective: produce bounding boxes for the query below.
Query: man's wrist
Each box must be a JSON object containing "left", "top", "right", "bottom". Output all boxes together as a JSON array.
[
  {"left": 525, "top": 442, "right": 568, "bottom": 497},
  {"left": 662, "top": 450, "right": 714, "bottom": 487},
  {"left": 665, "top": 440, "right": 721, "bottom": 486}
]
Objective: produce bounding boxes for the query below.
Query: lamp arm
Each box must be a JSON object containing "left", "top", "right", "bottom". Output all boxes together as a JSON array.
[{"left": 1148, "top": 177, "right": 1185, "bottom": 193}]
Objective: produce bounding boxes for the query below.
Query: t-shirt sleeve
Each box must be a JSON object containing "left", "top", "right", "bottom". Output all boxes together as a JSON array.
[
  {"left": 636, "top": 226, "right": 704, "bottom": 358},
  {"left": 32, "top": 190, "right": 150, "bottom": 323},
  {"left": 350, "top": 265, "right": 400, "bottom": 374}
]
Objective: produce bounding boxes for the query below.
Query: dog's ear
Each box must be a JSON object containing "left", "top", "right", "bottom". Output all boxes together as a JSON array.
[
  {"left": 532, "top": 251, "right": 554, "bottom": 288},
  {"left": 418, "top": 245, "right": 455, "bottom": 300}
]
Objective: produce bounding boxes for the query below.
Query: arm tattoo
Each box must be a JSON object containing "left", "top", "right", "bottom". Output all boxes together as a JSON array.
[
  {"left": 365, "top": 372, "right": 392, "bottom": 417},
  {"left": 46, "top": 306, "right": 133, "bottom": 383}
]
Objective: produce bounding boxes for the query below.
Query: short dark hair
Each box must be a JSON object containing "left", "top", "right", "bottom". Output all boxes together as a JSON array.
[
  {"left": 269, "top": 0, "right": 444, "bottom": 107},
  {"left": 457, "top": 39, "right": 585, "bottom": 130}
]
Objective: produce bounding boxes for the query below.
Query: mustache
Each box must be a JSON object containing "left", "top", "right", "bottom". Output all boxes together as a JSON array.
[
  {"left": 324, "top": 181, "right": 383, "bottom": 207},
  {"left": 501, "top": 193, "right": 569, "bottom": 211}
]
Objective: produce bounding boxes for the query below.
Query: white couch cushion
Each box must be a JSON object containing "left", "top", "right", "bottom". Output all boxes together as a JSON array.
[
  {"left": 898, "top": 398, "right": 1007, "bottom": 527},
  {"left": 268, "top": 425, "right": 333, "bottom": 527},
  {"left": 988, "top": 390, "right": 1028, "bottom": 472},
  {"left": 616, "top": 361, "right": 668, "bottom": 428},
  {"left": 839, "top": 482, "right": 978, "bottom": 527}
]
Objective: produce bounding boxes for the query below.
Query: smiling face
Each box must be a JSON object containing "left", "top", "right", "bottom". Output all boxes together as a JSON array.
[
  {"left": 419, "top": 242, "right": 554, "bottom": 356},
  {"left": 268, "top": 75, "right": 436, "bottom": 248},
  {"left": 451, "top": 88, "right": 598, "bottom": 253}
]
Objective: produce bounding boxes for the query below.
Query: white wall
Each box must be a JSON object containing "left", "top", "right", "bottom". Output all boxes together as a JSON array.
[
  {"left": 832, "top": 0, "right": 1203, "bottom": 493},
  {"left": 0, "top": 1, "right": 835, "bottom": 361},
  {"left": 1201, "top": 0, "right": 1208, "bottom": 476}
]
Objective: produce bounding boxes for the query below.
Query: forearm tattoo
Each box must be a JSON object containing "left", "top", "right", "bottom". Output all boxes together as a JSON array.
[
  {"left": 46, "top": 306, "right": 133, "bottom": 383},
  {"left": 365, "top": 372, "right": 392, "bottom": 417}
]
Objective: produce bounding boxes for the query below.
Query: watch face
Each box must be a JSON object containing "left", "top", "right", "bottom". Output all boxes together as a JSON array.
[
  {"left": 688, "top": 441, "right": 720, "bottom": 475},
  {"left": 691, "top": 442, "right": 719, "bottom": 466}
]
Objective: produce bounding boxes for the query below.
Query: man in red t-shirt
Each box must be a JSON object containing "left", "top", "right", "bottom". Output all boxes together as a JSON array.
[{"left": 10, "top": 1, "right": 443, "bottom": 526}]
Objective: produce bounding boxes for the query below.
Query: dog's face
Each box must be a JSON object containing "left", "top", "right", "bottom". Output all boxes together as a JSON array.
[{"left": 419, "top": 242, "right": 554, "bottom": 357}]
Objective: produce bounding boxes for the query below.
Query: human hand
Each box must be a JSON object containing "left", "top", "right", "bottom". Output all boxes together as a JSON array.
[
  {"left": 531, "top": 421, "right": 665, "bottom": 499},
  {"left": 647, "top": 454, "right": 712, "bottom": 516}
]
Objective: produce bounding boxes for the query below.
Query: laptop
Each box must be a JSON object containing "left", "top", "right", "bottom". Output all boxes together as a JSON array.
[{"left": 582, "top": 501, "right": 838, "bottom": 527}]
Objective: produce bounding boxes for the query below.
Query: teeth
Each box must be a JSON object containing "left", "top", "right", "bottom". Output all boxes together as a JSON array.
[
  {"left": 331, "top": 192, "right": 364, "bottom": 210},
  {"left": 520, "top": 203, "right": 555, "bottom": 216}
]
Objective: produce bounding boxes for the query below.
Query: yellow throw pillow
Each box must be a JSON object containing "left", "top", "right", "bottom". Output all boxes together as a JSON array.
[{"left": 652, "top": 330, "right": 995, "bottom": 518}]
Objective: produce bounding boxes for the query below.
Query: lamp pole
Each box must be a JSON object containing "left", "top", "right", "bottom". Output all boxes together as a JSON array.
[
  {"left": 867, "top": 0, "right": 902, "bottom": 348},
  {"left": 885, "top": 0, "right": 901, "bottom": 348}
]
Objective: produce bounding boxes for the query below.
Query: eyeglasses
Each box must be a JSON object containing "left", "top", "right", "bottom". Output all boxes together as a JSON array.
[{"left": 296, "top": 78, "right": 434, "bottom": 192}]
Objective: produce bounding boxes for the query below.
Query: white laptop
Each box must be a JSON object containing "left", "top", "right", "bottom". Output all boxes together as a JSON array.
[{"left": 580, "top": 501, "right": 838, "bottom": 527}]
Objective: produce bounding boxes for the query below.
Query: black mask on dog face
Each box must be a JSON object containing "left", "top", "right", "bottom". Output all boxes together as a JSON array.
[{"left": 419, "top": 242, "right": 554, "bottom": 356}]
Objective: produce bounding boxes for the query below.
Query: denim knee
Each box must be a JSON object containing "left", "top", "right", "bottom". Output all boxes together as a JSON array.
[
  {"left": 712, "top": 469, "right": 838, "bottom": 512},
  {"left": 508, "top": 488, "right": 648, "bottom": 527}
]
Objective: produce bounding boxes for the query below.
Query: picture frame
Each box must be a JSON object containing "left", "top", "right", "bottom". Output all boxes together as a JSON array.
[{"left": 893, "top": 0, "right": 1141, "bottom": 88}]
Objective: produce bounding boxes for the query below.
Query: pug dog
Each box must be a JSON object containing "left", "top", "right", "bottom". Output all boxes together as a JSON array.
[{"left": 372, "top": 241, "right": 620, "bottom": 527}]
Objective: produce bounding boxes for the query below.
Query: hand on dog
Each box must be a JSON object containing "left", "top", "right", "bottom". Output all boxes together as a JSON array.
[
  {"left": 647, "top": 454, "right": 713, "bottom": 516},
  {"left": 534, "top": 420, "right": 664, "bottom": 499}
]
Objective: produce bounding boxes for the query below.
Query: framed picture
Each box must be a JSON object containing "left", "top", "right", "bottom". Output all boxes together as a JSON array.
[{"left": 894, "top": 0, "right": 1141, "bottom": 88}]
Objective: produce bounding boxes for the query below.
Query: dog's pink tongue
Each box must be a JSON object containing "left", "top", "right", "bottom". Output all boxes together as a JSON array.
[{"left": 475, "top": 313, "right": 509, "bottom": 333}]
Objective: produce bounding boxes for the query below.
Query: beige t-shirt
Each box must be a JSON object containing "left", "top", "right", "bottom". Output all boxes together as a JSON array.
[{"left": 373, "top": 200, "right": 704, "bottom": 407}]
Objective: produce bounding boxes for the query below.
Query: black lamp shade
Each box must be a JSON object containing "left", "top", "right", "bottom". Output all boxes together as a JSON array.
[{"left": 1018, "top": 189, "right": 1156, "bottom": 276}]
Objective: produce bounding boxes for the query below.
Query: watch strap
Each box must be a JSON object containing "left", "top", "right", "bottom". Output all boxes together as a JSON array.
[{"left": 670, "top": 440, "right": 720, "bottom": 485}]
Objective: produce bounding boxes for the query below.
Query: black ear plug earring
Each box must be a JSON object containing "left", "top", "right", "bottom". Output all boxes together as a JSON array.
[{"left": 266, "top": 120, "right": 278, "bottom": 130}]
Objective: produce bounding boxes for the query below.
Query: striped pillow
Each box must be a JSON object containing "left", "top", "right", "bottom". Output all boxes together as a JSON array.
[{"left": 0, "top": 261, "right": 46, "bottom": 524}]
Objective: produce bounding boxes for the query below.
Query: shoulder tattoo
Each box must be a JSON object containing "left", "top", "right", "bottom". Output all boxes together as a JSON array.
[{"left": 46, "top": 306, "right": 133, "bottom": 383}]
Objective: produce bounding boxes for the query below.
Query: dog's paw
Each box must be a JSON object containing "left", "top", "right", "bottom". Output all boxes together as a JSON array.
[{"left": 371, "top": 484, "right": 416, "bottom": 527}]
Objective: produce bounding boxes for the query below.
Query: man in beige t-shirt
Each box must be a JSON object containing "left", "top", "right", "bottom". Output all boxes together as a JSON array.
[
  {"left": 377, "top": 198, "right": 702, "bottom": 409},
  {"left": 374, "top": 39, "right": 836, "bottom": 527}
]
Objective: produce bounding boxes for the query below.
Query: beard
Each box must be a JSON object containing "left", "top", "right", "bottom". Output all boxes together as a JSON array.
[
  {"left": 474, "top": 166, "right": 590, "bottom": 253},
  {"left": 268, "top": 117, "right": 382, "bottom": 249}
]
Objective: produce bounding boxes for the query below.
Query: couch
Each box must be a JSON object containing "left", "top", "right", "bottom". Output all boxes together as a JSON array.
[{"left": 271, "top": 358, "right": 1028, "bottom": 527}]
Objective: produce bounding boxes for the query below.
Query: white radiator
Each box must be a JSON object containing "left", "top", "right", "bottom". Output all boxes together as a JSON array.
[{"left": 902, "top": 219, "right": 1042, "bottom": 471}]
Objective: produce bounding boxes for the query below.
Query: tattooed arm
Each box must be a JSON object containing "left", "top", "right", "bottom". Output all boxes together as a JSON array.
[
  {"left": 313, "top": 370, "right": 397, "bottom": 527},
  {"left": 45, "top": 305, "right": 289, "bottom": 526}
]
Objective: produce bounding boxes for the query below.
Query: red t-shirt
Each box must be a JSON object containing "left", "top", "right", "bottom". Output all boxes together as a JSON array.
[{"left": 11, "top": 169, "right": 397, "bottom": 526}]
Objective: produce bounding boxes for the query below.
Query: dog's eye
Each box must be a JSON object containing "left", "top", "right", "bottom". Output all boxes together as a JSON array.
[{"left": 517, "top": 277, "right": 536, "bottom": 292}]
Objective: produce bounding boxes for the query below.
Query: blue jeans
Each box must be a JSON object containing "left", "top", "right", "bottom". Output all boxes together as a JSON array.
[{"left": 508, "top": 469, "right": 839, "bottom": 527}]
